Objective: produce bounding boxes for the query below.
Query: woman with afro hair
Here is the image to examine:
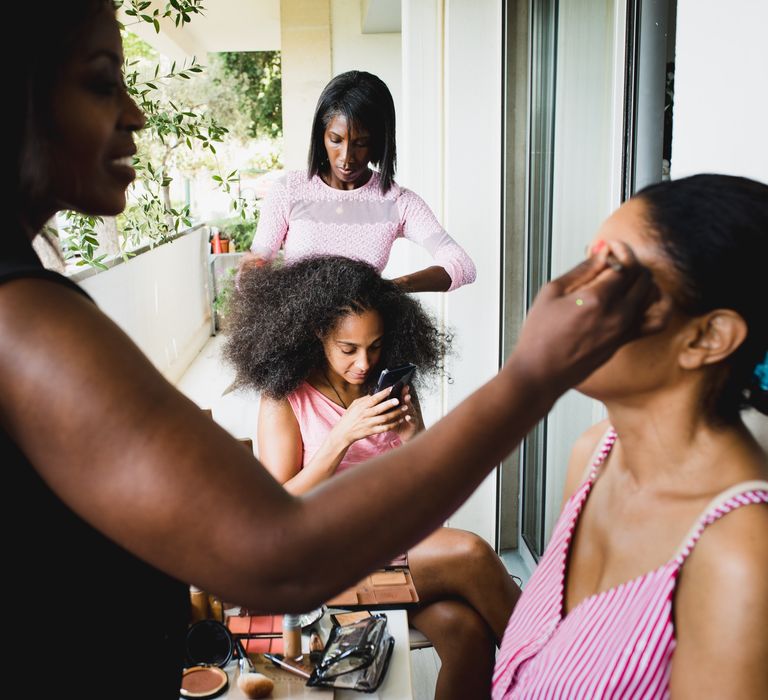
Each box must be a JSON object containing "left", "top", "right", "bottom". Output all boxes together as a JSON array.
[{"left": 226, "top": 255, "right": 521, "bottom": 700}]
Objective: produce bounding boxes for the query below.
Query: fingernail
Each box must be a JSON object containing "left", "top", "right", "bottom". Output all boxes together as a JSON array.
[{"left": 591, "top": 239, "right": 606, "bottom": 255}]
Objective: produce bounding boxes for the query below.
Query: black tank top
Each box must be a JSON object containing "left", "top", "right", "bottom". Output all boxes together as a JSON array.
[{"left": 1, "top": 249, "right": 189, "bottom": 698}]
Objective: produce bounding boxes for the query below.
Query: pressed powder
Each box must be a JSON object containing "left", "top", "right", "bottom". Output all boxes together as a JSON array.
[
  {"left": 180, "top": 666, "right": 228, "bottom": 698},
  {"left": 327, "top": 566, "right": 419, "bottom": 607}
]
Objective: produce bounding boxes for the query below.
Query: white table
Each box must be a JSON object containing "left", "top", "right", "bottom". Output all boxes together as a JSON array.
[{"left": 215, "top": 610, "right": 413, "bottom": 699}]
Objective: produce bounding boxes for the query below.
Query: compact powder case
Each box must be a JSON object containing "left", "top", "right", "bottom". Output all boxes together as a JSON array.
[
  {"left": 181, "top": 619, "right": 235, "bottom": 699},
  {"left": 180, "top": 666, "right": 228, "bottom": 699}
]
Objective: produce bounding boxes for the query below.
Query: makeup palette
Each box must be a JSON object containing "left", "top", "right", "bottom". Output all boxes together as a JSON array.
[
  {"left": 227, "top": 614, "right": 285, "bottom": 654},
  {"left": 326, "top": 567, "right": 420, "bottom": 608}
]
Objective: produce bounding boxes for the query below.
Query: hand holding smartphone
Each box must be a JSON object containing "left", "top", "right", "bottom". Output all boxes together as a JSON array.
[{"left": 372, "top": 364, "right": 417, "bottom": 401}]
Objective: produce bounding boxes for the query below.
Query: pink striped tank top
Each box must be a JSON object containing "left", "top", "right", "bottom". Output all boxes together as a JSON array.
[{"left": 492, "top": 428, "right": 768, "bottom": 699}]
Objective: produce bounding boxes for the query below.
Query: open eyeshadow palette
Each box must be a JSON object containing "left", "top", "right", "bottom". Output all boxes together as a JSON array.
[
  {"left": 226, "top": 614, "right": 284, "bottom": 654},
  {"left": 326, "top": 567, "right": 419, "bottom": 609}
]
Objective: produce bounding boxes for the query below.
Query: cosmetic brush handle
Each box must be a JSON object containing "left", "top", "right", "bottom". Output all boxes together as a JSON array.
[
  {"left": 236, "top": 638, "right": 256, "bottom": 673},
  {"left": 263, "top": 652, "right": 312, "bottom": 679}
]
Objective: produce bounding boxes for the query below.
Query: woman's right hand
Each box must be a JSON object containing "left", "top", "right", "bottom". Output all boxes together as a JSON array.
[
  {"left": 511, "top": 241, "right": 665, "bottom": 400},
  {"left": 330, "top": 388, "right": 406, "bottom": 447}
]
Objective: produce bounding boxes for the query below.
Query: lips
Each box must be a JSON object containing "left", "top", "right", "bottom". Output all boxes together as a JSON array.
[{"left": 106, "top": 151, "right": 137, "bottom": 182}]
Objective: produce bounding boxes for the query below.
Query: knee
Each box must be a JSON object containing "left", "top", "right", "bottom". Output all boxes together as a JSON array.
[
  {"left": 425, "top": 602, "right": 493, "bottom": 656},
  {"left": 450, "top": 530, "right": 500, "bottom": 571}
]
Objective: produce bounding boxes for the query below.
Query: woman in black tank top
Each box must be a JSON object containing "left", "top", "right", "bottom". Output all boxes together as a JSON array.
[{"left": 5, "top": 2, "right": 660, "bottom": 697}]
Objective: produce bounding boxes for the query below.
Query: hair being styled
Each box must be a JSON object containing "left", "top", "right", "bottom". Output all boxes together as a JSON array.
[
  {"left": 223, "top": 256, "right": 449, "bottom": 399},
  {"left": 307, "top": 71, "right": 397, "bottom": 194},
  {"left": 13, "top": 0, "right": 113, "bottom": 243},
  {"left": 636, "top": 174, "right": 768, "bottom": 420}
]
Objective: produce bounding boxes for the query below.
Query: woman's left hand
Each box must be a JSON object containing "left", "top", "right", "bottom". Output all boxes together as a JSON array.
[{"left": 394, "top": 386, "right": 422, "bottom": 442}]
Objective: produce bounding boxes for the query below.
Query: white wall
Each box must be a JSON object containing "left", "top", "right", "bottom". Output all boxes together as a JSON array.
[
  {"left": 671, "top": 0, "right": 768, "bottom": 448},
  {"left": 671, "top": 0, "right": 768, "bottom": 183},
  {"left": 330, "top": 0, "right": 402, "bottom": 119},
  {"left": 280, "top": 0, "right": 333, "bottom": 170},
  {"left": 440, "top": 0, "right": 504, "bottom": 544},
  {"left": 77, "top": 228, "right": 212, "bottom": 384},
  {"left": 395, "top": 0, "right": 504, "bottom": 545}
]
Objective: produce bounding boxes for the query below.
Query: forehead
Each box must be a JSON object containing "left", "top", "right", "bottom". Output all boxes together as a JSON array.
[
  {"left": 68, "top": 5, "right": 123, "bottom": 65},
  {"left": 595, "top": 198, "right": 680, "bottom": 292},
  {"left": 324, "top": 113, "right": 370, "bottom": 138},
  {"left": 330, "top": 309, "right": 384, "bottom": 339}
]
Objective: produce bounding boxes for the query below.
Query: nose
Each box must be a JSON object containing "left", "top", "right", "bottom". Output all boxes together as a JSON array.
[
  {"left": 341, "top": 142, "right": 353, "bottom": 167},
  {"left": 354, "top": 352, "right": 369, "bottom": 372},
  {"left": 120, "top": 90, "right": 146, "bottom": 132}
]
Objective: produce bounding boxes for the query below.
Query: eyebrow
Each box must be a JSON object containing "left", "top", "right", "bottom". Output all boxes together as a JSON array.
[
  {"left": 336, "top": 337, "right": 383, "bottom": 346},
  {"left": 328, "top": 129, "right": 370, "bottom": 140}
]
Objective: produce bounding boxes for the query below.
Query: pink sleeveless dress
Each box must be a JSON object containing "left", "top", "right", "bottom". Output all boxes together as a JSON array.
[
  {"left": 285, "top": 381, "right": 402, "bottom": 474},
  {"left": 286, "top": 381, "right": 407, "bottom": 565},
  {"left": 492, "top": 428, "right": 768, "bottom": 699}
]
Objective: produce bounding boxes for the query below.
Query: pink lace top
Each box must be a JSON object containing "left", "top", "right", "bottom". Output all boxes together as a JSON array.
[
  {"left": 285, "top": 381, "right": 402, "bottom": 475},
  {"left": 492, "top": 428, "right": 768, "bottom": 699},
  {"left": 250, "top": 170, "right": 476, "bottom": 291}
]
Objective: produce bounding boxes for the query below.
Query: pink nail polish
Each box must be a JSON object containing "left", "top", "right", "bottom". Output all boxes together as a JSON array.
[{"left": 591, "top": 239, "right": 606, "bottom": 255}]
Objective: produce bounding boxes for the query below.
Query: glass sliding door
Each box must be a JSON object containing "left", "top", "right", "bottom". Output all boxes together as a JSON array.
[
  {"left": 520, "top": 0, "right": 558, "bottom": 559},
  {"left": 623, "top": 0, "right": 678, "bottom": 196}
]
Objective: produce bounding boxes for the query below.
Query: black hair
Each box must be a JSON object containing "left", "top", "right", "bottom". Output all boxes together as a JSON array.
[
  {"left": 12, "top": 1, "right": 115, "bottom": 247},
  {"left": 223, "top": 255, "right": 450, "bottom": 399},
  {"left": 636, "top": 174, "right": 768, "bottom": 421},
  {"left": 307, "top": 71, "right": 397, "bottom": 194}
]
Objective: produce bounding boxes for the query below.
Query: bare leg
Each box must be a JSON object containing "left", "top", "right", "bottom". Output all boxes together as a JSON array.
[
  {"left": 410, "top": 600, "right": 495, "bottom": 700},
  {"left": 408, "top": 527, "right": 521, "bottom": 642}
]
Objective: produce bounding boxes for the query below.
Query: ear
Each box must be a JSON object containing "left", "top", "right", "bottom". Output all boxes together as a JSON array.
[{"left": 679, "top": 310, "right": 748, "bottom": 370}]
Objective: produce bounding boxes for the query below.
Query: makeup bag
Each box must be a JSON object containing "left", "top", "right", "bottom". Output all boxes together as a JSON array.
[{"left": 307, "top": 615, "right": 394, "bottom": 692}]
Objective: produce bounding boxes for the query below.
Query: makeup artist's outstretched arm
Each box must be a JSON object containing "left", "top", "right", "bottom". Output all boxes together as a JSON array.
[{"left": 0, "top": 243, "right": 658, "bottom": 612}]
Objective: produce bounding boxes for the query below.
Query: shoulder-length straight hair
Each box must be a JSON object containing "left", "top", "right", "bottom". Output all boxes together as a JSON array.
[{"left": 307, "top": 71, "right": 397, "bottom": 194}]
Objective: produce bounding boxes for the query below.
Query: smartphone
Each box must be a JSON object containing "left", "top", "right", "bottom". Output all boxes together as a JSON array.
[{"left": 372, "top": 364, "right": 416, "bottom": 400}]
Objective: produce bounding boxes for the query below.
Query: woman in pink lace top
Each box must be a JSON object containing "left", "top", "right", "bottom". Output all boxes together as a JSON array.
[
  {"left": 226, "top": 256, "right": 520, "bottom": 700},
  {"left": 246, "top": 71, "right": 476, "bottom": 293}
]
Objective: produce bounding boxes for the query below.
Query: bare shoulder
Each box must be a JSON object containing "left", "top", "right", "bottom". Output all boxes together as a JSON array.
[
  {"left": 682, "top": 494, "right": 768, "bottom": 594},
  {"left": 258, "top": 395, "right": 298, "bottom": 425},
  {"left": 560, "top": 419, "right": 611, "bottom": 508},
  {"left": 0, "top": 275, "right": 151, "bottom": 396},
  {"left": 672, "top": 495, "right": 768, "bottom": 696}
]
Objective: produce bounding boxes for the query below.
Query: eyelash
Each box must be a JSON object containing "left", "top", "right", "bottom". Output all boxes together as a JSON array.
[
  {"left": 328, "top": 139, "right": 368, "bottom": 147},
  {"left": 340, "top": 346, "right": 381, "bottom": 355}
]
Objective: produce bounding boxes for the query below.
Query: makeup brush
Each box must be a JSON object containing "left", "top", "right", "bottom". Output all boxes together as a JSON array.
[{"left": 235, "top": 639, "right": 274, "bottom": 699}]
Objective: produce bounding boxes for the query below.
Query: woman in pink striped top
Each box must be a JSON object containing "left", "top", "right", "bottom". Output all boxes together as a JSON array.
[
  {"left": 243, "top": 71, "right": 476, "bottom": 294},
  {"left": 493, "top": 175, "right": 768, "bottom": 699}
]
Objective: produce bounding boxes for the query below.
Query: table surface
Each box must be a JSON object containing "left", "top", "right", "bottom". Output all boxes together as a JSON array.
[{"left": 212, "top": 609, "right": 413, "bottom": 699}]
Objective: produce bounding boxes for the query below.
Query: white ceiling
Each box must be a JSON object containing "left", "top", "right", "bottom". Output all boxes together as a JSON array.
[
  {"left": 121, "top": 0, "right": 281, "bottom": 60},
  {"left": 121, "top": 0, "right": 401, "bottom": 60}
]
